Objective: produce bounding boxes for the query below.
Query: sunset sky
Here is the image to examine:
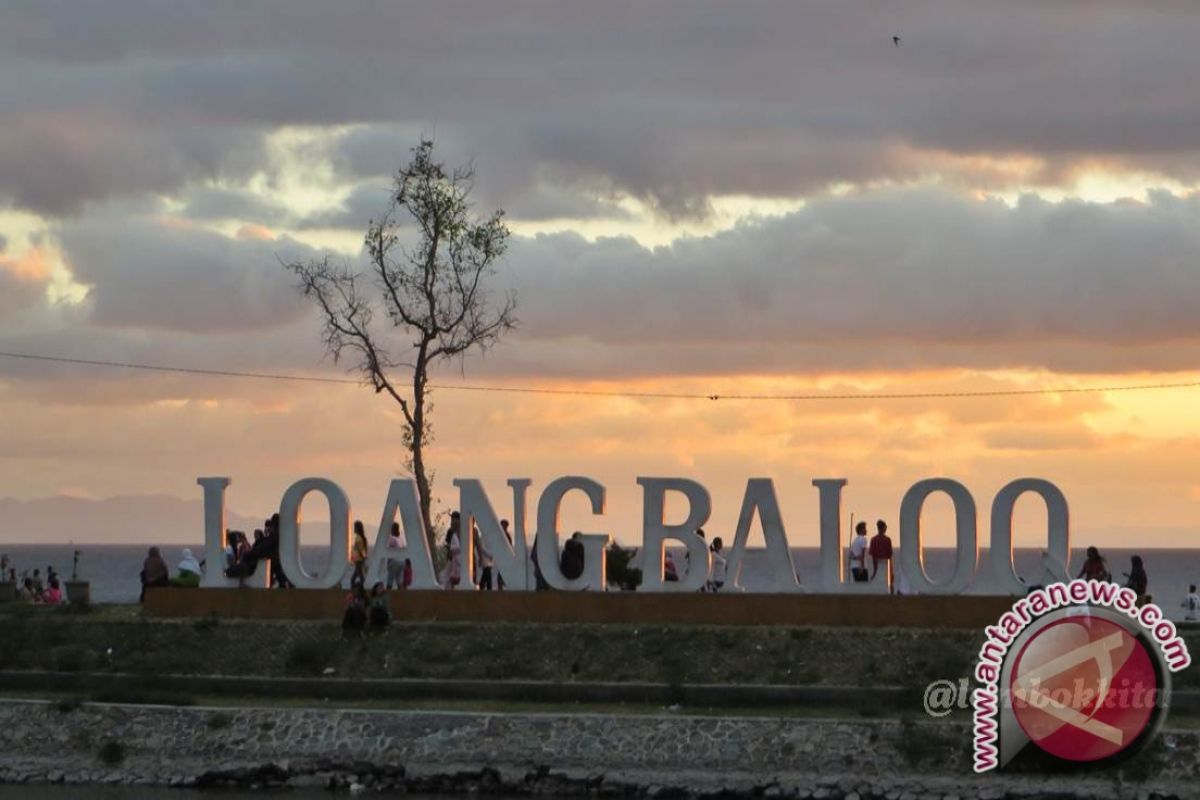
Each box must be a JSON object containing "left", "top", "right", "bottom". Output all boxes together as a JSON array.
[{"left": 2, "top": 2, "right": 1200, "bottom": 549}]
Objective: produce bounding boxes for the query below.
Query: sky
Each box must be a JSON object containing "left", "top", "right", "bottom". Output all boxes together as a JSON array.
[{"left": 2, "top": 2, "right": 1200, "bottom": 550}]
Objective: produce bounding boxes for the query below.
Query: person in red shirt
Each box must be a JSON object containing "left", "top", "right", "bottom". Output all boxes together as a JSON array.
[{"left": 869, "top": 519, "right": 894, "bottom": 591}]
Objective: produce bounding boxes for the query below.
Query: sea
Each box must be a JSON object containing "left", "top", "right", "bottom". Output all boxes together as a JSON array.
[{"left": 2, "top": 543, "right": 1196, "bottom": 620}]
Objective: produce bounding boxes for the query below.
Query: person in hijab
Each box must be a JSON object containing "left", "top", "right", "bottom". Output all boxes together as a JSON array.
[
  {"left": 140, "top": 546, "right": 170, "bottom": 602},
  {"left": 172, "top": 548, "right": 203, "bottom": 587},
  {"left": 1077, "top": 546, "right": 1111, "bottom": 582},
  {"left": 1124, "top": 555, "right": 1149, "bottom": 604}
]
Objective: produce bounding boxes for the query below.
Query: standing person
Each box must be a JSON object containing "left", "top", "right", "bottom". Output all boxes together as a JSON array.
[
  {"left": 1078, "top": 546, "right": 1111, "bottom": 582},
  {"left": 386, "top": 522, "right": 405, "bottom": 590},
  {"left": 708, "top": 537, "right": 727, "bottom": 592},
  {"left": 1182, "top": 585, "right": 1199, "bottom": 621},
  {"left": 0, "top": 555, "right": 8, "bottom": 579},
  {"left": 562, "top": 532, "right": 585, "bottom": 581},
  {"left": 869, "top": 520, "right": 894, "bottom": 589},
  {"left": 139, "top": 546, "right": 170, "bottom": 602},
  {"left": 402, "top": 558, "right": 413, "bottom": 590},
  {"left": 849, "top": 522, "right": 869, "bottom": 582},
  {"left": 443, "top": 512, "right": 462, "bottom": 589},
  {"left": 663, "top": 549, "right": 679, "bottom": 583},
  {"left": 258, "top": 515, "right": 290, "bottom": 588},
  {"left": 497, "top": 519, "right": 513, "bottom": 590},
  {"left": 350, "top": 520, "right": 369, "bottom": 588},
  {"left": 475, "top": 523, "right": 494, "bottom": 590},
  {"left": 1124, "top": 555, "right": 1149, "bottom": 604}
]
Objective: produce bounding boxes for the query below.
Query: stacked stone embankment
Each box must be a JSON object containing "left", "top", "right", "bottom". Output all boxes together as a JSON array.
[{"left": 0, "top": 700, "right": 1195, "bottom": 798}]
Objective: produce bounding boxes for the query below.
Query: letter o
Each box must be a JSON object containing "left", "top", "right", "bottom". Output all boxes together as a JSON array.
[
  {"left": 989, "top": 479, "right": 1070, "bottom": 595},
  {"left": 898, "top": 478, "right": 978, "bottom": 595},
  {"left": 277, "top": 478, "right": 352, "bottom": 590}
]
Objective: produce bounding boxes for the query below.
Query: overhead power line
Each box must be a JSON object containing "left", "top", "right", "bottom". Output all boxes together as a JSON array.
[{"left": 1, "top": 349, "right": 1199, "bottom": 402}]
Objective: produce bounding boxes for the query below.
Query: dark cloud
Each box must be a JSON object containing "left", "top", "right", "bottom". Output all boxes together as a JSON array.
[
  {"left": 56, "top": 213, "right": 319, "bottom": 333},
  {"left": 179, "top": 186, "right": 290, "bottom": 225},
  {"left": 4, "top": 2, "right": 1200, "bottom": 216},
  {"left": 466, "top": 187, "right": 1200, "bottom": 376}
]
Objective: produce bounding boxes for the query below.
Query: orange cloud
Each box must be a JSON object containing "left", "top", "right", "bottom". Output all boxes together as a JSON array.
[{"left": 0, "top": 245, "right": 53, "bottom": 282}]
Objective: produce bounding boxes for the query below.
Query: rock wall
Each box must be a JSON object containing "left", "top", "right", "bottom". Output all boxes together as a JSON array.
[{"left": 0, "top": 699, "right": 1195, "bottom": 798}]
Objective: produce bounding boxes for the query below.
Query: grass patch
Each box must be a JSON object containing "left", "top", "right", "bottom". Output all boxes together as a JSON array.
[
  {"left": 91, "top": 688, "right": 195, "bottom": 706},
  {"left": 0, "top": 609, "right": 1195, "bottom": 695},
  {"left": 285, "top": 638, "right": 332, "bottom": 676}
]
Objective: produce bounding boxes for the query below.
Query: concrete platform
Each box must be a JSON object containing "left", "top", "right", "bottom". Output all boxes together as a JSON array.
[{"left": 144, "top": 587, "right": 1018, "bottom": 628}]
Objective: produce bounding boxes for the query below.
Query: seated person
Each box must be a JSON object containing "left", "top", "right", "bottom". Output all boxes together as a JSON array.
[
  {"left": 140, "top": 547, "right": 171, "bottom": 602},
  {"left": 41, "top": 577, "right": 64, "bottom": 605},
  {"left": 368, "top": 582, "right": 391, "bottom": 631},
  {"left": 171, "top": 548, "right": 203, "bottom": 587},
  {"left": 342, "top": 585, "right": 368, "bottom": 637}
]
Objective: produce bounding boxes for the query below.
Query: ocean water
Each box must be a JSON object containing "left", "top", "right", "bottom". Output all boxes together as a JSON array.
[{"left": 0, "top": 543, "right": 1196, "bottom": 620}]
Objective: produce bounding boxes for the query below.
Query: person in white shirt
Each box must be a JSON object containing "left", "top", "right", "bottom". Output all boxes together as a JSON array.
[
  {"left": 849, "top": 522, "right": 869, "bottom": 582},
  {"left": 386, "top": 522, "right": 405, "bottom": 589},
  {"left": 708, "top": 537, "right": 727, "bottom": 592},
  {"left": 1182, "top": 584, "right": 1199, "bottom": 621}
]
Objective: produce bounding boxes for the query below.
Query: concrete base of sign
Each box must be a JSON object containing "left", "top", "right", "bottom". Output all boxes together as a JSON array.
[{"left": 144, "top": 588, "right": 1017, "bottom": 628}]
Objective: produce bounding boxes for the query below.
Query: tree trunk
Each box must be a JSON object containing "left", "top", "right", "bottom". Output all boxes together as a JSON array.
[{"left": 411, "top": 349, "right": 437, "bottom": 553}]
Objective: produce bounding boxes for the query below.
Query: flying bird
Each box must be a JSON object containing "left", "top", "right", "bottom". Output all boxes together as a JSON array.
[{"left": 893, "top": 35, "right": 901, "bottom": 47}]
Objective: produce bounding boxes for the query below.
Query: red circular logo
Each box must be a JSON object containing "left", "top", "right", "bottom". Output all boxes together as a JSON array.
[{"left": 1009, "top": 616, "right": 1159, "bottom": 762}]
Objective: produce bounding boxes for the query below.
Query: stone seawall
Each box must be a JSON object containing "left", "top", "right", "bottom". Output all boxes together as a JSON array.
[{"left": 0, "top": 700, "right": 1195, "bottom": 798}]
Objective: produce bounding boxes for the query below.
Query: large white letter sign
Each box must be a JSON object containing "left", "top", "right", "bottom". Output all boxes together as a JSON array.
[
  {"left": 278, "top": 478, "right": 352, "bottom": 590},
  {"left": 638, "top": 477, "right": 710, "bottom": 593},
  {"left": 363, "top": 479, "right": 439, "bottom": 590},
  {"left": 454, "top": 478, "right": 533, "bottom": 591},
  {"left": 198, "top": 476, "right": 240, "bottom": 589},
  {"left": 811, "top": 478, "right": 848, "bottom": 592},
  {"left": 535, "top": 476, "right": 610, "bottom": 591},
  {"left": 898, "top": 478, "right": 978, "bottom": 595},
  {"left": 988, "top": 478, "right": 1070, "bottom": 594},
  {"left": 726, "top": 479, "right": 799, "bottom": 592}
]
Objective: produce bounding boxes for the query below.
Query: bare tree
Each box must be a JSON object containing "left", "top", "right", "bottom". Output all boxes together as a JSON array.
[{"left": 286, "top": 139, "right": 517, "bottom": 547}]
